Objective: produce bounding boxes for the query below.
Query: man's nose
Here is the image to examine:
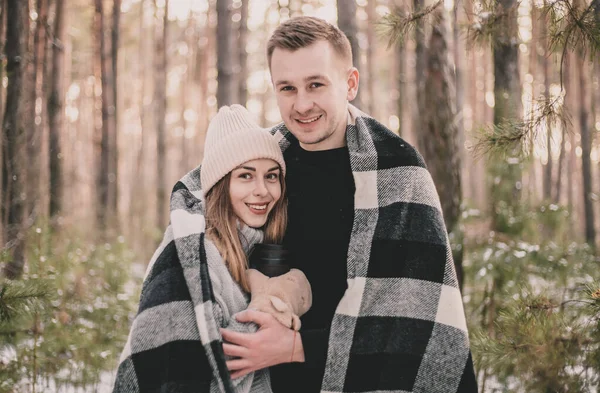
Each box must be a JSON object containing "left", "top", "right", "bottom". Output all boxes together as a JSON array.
[{"left": 294, "top": 90, "right": 313, "bottom": 114}]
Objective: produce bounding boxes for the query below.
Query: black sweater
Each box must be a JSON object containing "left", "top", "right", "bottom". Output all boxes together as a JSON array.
[{"left": 270, "top": 143, "right": 355, "bottom": 393}]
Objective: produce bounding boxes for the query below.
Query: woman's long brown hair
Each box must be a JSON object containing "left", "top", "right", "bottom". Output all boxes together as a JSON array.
[{"left": 204, "top": 170, "right": 287, "bottom": 292}]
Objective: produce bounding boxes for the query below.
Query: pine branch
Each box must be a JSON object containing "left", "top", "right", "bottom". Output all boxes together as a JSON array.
[
  {"left": 544, "top": 0, "right": 600, "bottom": 89},
  {"left": 471, "top": 95, "right": 571, "bottom": 158},
  {"left": 377, "top": 0, "right": 443, "bottom": 48},
  {"left": 465, "top": 0, "right": 519, "bottom": 49},
  {"left": 0, "top": 279, "right": 52, "bottom": 323}
]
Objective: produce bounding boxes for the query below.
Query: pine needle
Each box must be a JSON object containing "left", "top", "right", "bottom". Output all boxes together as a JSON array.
[
  {"left": 0, "top": 279, "right": 52, "bottom": 323},
  {"left": 377, "top": 0, "right": 443, "bottom": 49},
  {"left": 471, "top": 95, "right": 571, "bottom": 159}
]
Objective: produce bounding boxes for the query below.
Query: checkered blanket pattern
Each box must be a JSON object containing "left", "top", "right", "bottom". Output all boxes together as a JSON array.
[
  {"left": 112, "top": 172, "right": 253, "bottom": 393},
  {"left": 270, "top": 105, "right": 477, "bottom": 393},
  {"left": 113, "top": 104, "right": 477, "bottom": 393}
]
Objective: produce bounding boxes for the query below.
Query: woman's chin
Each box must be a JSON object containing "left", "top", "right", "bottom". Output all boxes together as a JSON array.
[{"left": 239, "top": 216, "right": 268, "bottom": 229}]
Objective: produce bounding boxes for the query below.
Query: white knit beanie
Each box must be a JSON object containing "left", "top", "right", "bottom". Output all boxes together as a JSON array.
[{"left": 201, "top": 105, "right": 286, "bottom": 196}]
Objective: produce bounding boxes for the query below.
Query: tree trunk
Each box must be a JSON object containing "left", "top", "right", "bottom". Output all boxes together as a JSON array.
[
  {"left": 237, "top": 0, "right": 249, "bottom": 106},
  {"left": 393, "top": 0, "right": 407, "bottom": 137},
  {"left": 111, "top": 0, "right": 121, "bottom": 221},
  {"left": 0, "top": 2, "right": 4, "bottom": 245},
  {"left": 414, "top": 0, "right": 427, "bottom": 139},
  {"left": 196, "top": 8, "right": 210, "bottom": 158},
  {"left": 365, "top": 0, "right": 376, "bottom": 116},
  {"left": 554, "top": 127, "right": 565, "bottom": 204},
  {"left": 216, "top": 0, "right": 234, "bottom": 107},
  {"left": 565, "top": 51, "right": 575, "bottom": 236},
  {"left": 179, "top": 11, "right": 194, "bottom": 176},
  {"left": 490, "top": 0, "right": 522, "bottom": 232},
  {"left": 26, "top": 0, "right": 48, "bottom": 226},
  {"left": 2, "top": 0, "right": 28, "bottom": 278},
  {"left": 130, "top": 0, "right": 147, "bottom": 251},
  {"left": 154, "top": 0, "right": 168, "bottom": 230},
  {"left": 577, "top": 55, "right": 595, "bottom": 248},
  {"left": 541, "top": 3, "right": 553, "bottom": 201},
  {"left": 94, "top": 0, "right": 111, "bottom": 231},
  {"left": 48, "top": 0, "right": 66, "bottom": 222},
  {"left": 337, "top": 0, "right": 362, "bottom": 110},
  {"left": 453, "top": 0, "right": 467, "bottom": 205},
  {"left": 419, "top": 10, "right": 464, "bottom": 290},
  {"left": 0, "top": 2, "right": 5, "bottom": 135}
]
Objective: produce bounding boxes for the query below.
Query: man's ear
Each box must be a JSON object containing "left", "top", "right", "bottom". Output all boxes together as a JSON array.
[{"left": 346, "top": 67, "right": 359, "bottom": 101}]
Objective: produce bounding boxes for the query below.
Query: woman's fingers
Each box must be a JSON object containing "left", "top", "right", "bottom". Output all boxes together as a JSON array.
[{"left": 234, "top": 309, "right": 276, "bottom": 327}]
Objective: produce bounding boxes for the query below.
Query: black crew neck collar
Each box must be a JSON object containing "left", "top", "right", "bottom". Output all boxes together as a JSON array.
[{"left": 295, "top": 144, "right": 348, "bottom": 156}]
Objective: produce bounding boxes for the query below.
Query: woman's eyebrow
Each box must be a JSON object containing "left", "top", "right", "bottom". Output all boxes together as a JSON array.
[{"left": 234, "top": 165, "right": 256, "bottom": 171}]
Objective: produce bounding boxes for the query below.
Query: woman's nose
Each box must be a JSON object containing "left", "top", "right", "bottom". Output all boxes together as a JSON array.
[{"left": 252, "top": 179, "right": 268, "bottom": 196}]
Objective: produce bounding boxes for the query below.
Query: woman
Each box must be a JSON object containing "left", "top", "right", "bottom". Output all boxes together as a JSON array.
[{"left": 113, "top": 105, "right": 310, "bottom": 393}]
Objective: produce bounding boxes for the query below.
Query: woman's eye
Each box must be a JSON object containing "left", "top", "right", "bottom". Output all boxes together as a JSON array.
[
  {"left": 266, "top": 173, "right": 279, "bottom": 181},
  {"left": 238, "top": 173, "right": 252, "bottom": 180}
]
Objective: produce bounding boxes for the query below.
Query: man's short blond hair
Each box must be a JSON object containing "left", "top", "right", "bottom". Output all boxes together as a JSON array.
[{"left": 267, "top": 16, "right": 353, "bottom": 68}]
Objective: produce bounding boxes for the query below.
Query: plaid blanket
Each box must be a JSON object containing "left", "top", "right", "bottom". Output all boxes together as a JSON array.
[
  {"left": 114, "top": 104, "right": 476, "bottom": 393},
  {"left": 270, "top": 104, "right": 477, "bottom": 392},
  {"left": 113, "top": 174, "right": 272, "bottom": 393}
]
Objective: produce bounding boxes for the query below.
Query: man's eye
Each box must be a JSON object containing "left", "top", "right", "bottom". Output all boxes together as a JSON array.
[
  {"left": 309, "top": 83, "right": 323, "bottom": 89},
  {"left": 280, "top": 86, "right": 295, "bottom": 92}
]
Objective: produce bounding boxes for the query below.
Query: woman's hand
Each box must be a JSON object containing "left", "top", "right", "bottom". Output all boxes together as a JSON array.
[{"left": 221, "top": 309, "right": 305, "bottom": 379}]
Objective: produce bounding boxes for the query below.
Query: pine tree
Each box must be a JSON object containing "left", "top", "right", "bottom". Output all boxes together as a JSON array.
[{"left": 378, "top": 0, "right": 600, "bottom": 388}]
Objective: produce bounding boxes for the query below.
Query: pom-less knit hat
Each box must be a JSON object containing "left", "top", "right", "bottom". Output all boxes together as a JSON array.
[{"left": 201, "top": 105, "right": 286, "bottom": 196}]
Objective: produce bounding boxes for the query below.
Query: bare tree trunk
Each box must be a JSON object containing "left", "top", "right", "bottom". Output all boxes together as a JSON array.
[
  {"left": 0, "top": 2, "right": 4, "bottom": 245},
  {"left": 365, "top": 0, "right": 376, "bottom": 116},
  {"left": 94, "top": 0, "right": 110, "bottom": 231},
  {"left": 216, "top": 0, "right": 234, "bottom": 107},
  {"left": 48, "top": 0, "right": 66, "bottom": 223},
  {"left": 337, "top": 0, "right": 362, "bottom": 109},
  {"left": 237, "top": 0, "right": 249, "bottom": 106},
  {"left": 20, "top": 0, "right": 34, "bottom": 233},
  {"left": 453, "top": 0, "right": 465, "bottom": 157},
  {"left": 196, "top": 8, "right": 210, "bottom": 158},
  {"left": 129, "top": 0, "right": 146, "bottom": 251},
  {"left": 26, "top": 0, "right": 48, "bottom": 225},
  {"left": 577, "top": 55, "right": 595, "bottom": 248},
  {"left": 396, "top": 44, "right": 406, "bottom": 137},
  {"left": 565, "top": 51, "right": 575, "bottom": 236},
  {"left": 2, "top": 0, "right": 28, "bottom": 278},
  {"left": 0, "top": 2, "right": 5, "bottom": 134},
  {"left": 419, "top": 10, "right": 464, "bottom": 289},
  {"left": 179, "top": 11, "right": 194, "bottom": 176},
  {"left": 555, "top": 128, "right": 566, "bottom": 204},
  {"left": 111, "top": 0, "right": 121, "bottom": 222},
  {"left": 414, "top": 0, "right": 427, "bottom": 138},
  {"left": 154, "top": 0, "right": 168, "bottom": 230},
  {"left": 541, "top": 2, "right": 553, "bottom": 201},
  {"left": 490, "top": 0, "right": 522, "bottom": 232},
  {"left": 393, "top": 0, "right": 407, "bottom": 137}
]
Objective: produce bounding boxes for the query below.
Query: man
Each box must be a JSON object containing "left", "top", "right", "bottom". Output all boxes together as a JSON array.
[{"left": 220, "top": 16, "right": 478, "bottom": 393}]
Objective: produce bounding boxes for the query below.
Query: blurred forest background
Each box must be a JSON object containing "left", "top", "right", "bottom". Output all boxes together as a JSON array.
[{"left": 0, "top": 0, "right": 599, "bottom": 391}]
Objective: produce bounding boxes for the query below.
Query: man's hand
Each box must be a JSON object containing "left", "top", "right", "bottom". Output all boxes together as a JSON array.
[{"left": 221, "top": 309, "right": 304, "bottom": 379}]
